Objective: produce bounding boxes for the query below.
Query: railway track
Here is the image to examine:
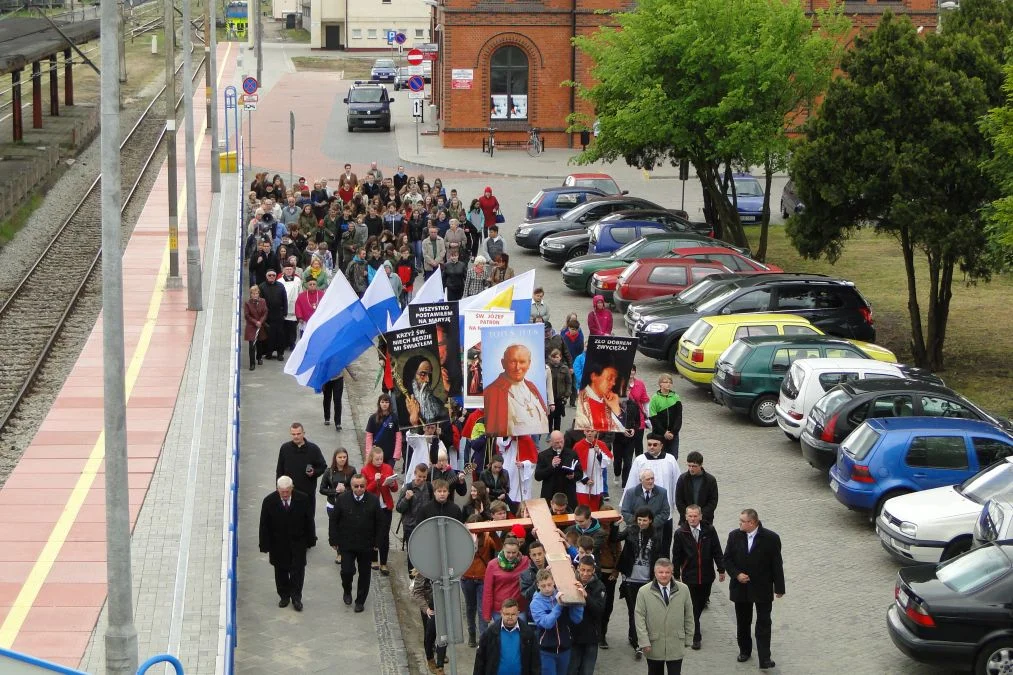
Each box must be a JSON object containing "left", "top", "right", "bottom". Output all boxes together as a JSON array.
[{"left": 0, "top": 50, "right": 206, "bottom": 436}]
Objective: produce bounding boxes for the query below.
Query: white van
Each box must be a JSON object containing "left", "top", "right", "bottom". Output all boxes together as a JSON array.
[{"left": 775, "top": 358, "right": 910, "bottom": 440}]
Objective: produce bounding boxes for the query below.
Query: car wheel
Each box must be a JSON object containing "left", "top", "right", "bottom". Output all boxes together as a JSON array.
[
  {"left": 975, "top": 638, "right": 1013, "bottom": 675},
  {"left": 347, "top": 125, "right": 353, "bottom": 133},
  {"left": 872, "top": 490, "right": 911, "bottom": 524},
  {"left": 941, "top": 537, "right": 972, "bottom": 562},
  {"left": 749, "top": 395, "right": 778, "bottom": 427},
  {"left": 585, "top": 277, "right": 595, "bottom": 296},
  {"left": 568, "top": 246, "right": 588, "bottom": 260}
]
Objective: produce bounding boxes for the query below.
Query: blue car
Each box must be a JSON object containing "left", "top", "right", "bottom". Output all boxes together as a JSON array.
[
  {"left": 728, "top": 173, "right": 764, "bottom": 225},
  {"left": 370, "top": 58, "right": 397, "bottom": 82},
  {"left": 525, "top": 186, "right": 608, "bottom": 219},
  {"left": 588, "top": 209, "right": 707, "bottom": 254},
  {"left": 829, "top": 418, "right": 1013, "bottom": 520}
]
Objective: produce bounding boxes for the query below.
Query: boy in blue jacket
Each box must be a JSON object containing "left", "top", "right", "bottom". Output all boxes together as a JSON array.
[{"left": 528, "top": 568, "right": 586, "bottom": 675}]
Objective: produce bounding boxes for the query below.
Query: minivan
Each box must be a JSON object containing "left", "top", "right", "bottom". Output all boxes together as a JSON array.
[{"left": 344, "top": 81, "right": 394, "bottom": 132}]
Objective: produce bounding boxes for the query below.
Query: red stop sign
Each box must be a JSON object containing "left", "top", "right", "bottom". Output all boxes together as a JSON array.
[{"left": 407, "top": 49, "right": 424, "bottom": 65}]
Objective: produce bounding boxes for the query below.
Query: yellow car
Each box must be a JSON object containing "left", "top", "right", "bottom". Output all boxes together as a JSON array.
[{"left": 673, "top": 314, "right": 896, "bottom": 386}]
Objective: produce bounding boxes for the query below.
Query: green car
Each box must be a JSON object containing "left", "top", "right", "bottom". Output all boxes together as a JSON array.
[
  {"left": 710, "top": 335, "right": 878, "bottom": 426},
  {"left": 561, "top": 232, "right": 727, "bottom": 295}
]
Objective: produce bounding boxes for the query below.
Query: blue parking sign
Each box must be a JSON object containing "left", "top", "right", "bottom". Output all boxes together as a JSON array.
[{"left": 386, "top": 30, "right": 396, "bottom": 44}]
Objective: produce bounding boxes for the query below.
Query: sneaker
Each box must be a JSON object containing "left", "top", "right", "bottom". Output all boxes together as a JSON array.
[
  {"left": 335, "top": 424, "right": 342, "bottom": 431},
  {"left": 380, "top": 565, "right": 390, "bottom": 576},
  {"left": 599, "top": 637, "right": 609, "bottom": 649},
  {"left": 634, "top": 648, "right": 643, "bottom": 661},
  {"left": 467, "top": 636, "right": 477, "bottom": 648},
  {"left": 324, "top": 420, "right": 331, "bottom": 426}
]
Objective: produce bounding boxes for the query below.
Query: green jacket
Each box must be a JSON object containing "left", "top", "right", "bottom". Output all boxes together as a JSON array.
[{"left": 634, "top": 580, "right": 694, "bottom": 662}]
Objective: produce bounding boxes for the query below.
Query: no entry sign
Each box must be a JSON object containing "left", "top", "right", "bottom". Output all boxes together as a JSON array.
[{"left": 407, "top": 49, "right": 423, "bottom": 66}]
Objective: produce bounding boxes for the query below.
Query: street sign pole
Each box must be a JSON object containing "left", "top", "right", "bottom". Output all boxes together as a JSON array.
[
  {"left": 415, "top": 116, "right": 419, "bottom": 155},
  {"left": 289, "top": 111, "right": 295, "bottom": 186},
  {"left": 436, "top": 517, "right": 459, "bottom": 675}
]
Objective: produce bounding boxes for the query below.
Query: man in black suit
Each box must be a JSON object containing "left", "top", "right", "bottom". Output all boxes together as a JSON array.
[
  {"left": 259, "top": 475, "right": 316, "bottom": 611},
  {"left": 723, "top": 508, "right": 785, "bottom": 670},
  {"left": 534, "top": 430, "right": 583, "bottom": 510},
  {"left": 329, "top": 474, "right": 383, "bottom": 612}
]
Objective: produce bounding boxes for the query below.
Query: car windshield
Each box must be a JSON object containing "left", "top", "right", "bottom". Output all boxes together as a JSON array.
[
  {"left": 731, "top": 177, "right": 763, "bottom": 197},
  {"left": 937, "top": 543, "right": 1012, "bottom": 593},
  {"left": 693, "top": 286, "right": 739, "bottom": 312},
  {"left": 676, "top": 277, "right": 726, "bottom": 303},
  {"left": 374, "top": 59, "right": 395, "bottom": 68},
  {"left": 958, "top": 462, "right": 1013, "bottom": 504},
  {"left": 349, "top": 88, "right": 384, "bottom": 103}
]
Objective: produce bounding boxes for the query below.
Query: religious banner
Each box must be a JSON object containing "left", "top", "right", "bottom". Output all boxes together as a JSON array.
[
  {"left": 481, "top": 323, "right": 549, "bottom": 438},
  {"left": 574, "top": 335, "right": 638, "bottom": 432},
  {"left": 408, "top": 302, "right": 463, "bottom": 401},
  {"left": 386, "top": 324, "right": 450, "bottom": 430},
  {"left": 462, "top": 309, "right": 514, "bottom": 409}
]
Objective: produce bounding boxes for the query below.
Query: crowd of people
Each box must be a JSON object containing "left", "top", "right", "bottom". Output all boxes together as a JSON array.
[{"left": 253, "top": 162, "right": 786, "bottom": 675}]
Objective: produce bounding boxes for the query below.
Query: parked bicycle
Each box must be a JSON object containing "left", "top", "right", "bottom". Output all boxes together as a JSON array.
[
  {"left": 486, "top": 127, "right": 496, "bottom": 157},
  {"left": 527, "top": 127, "right": 542, "bottom": 157}
]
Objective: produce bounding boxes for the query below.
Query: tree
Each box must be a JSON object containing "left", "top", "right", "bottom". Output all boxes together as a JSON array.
[
  {"left": 983, "top": 62, "right": 1013, "bottom": 251},
  {"left": 571, "top": 0, "right": 845, "bottom": 252},
  {"left": 788, "top": 13, "right": 998, "bottom": 370}
]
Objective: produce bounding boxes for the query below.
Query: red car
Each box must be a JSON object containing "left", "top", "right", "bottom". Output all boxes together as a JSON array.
[
  {"left": 563, "top": 173, "right": 626, "bottom": 196},
  {"left": 593, "top": 258, "right": 731, "bottom": 313},
  {"left": 669, "top": 246, "right": 783, "bottom": 273}
]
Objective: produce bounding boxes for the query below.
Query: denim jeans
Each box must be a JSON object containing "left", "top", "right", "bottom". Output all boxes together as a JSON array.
[
  {"left": 461, "top": 578, "right": 487, "bottom": 637},
  {"left": 539, "top": 649, "right": 571, "bottom": 675},
  {"left": 567, "top": 644, "right": 598, "bottom": 675}
]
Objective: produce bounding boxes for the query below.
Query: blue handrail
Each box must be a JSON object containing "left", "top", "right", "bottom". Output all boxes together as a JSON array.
[
  {"left": 0, "top": 646, "right": 88, "bottom": 674},
  {"left": 137, "top": 653, "right": 183, "bottom": 675}
]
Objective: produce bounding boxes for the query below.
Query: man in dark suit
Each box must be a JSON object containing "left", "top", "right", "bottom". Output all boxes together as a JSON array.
[
  {"left": 329, "top": 474, "right": 383, "bottom": 612},
  {"left": 674, "top": 451, "right": 719, "bottom": 525},
  {"left": 723, "top": 508, "right": 786, "bottom": 670},
  {"left": 259, "top": 475, "right": 316, "bottom": 611},
  {"left": 534, "top": 430, "right": 583, "bottom": 510}
]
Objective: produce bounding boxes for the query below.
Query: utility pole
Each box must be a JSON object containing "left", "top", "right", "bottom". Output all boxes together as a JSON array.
[
  {"left": 165, "top": 0, "right": 181, "bottom": 288},
  {"left": 209, "top": 0, "right": 220, "bottom": 192},
  {"left": 100, "top": 0, "right": 139, "bottom": 671},
  {"left": 118, "top": 0, "right": 127, "bottom": 83},
  {"left": 183, "top": 0, "right": 203, "bottom": 310},
  {"left": 255, "top": 0, "right": 262, "bottom": 87}
]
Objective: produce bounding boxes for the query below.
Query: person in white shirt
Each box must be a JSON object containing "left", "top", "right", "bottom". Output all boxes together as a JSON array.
[
  {"left": 495, "top": 436, "right": 535, "bottom": 503},
  {"left": 624, "top": 433, "right": 681, "bottom": 556},
  {"left": 404, "top": 423, "right": 444, "bottom": 477},
  {"left": 278, "top": 266, "right": 302, "bottom": 355}
]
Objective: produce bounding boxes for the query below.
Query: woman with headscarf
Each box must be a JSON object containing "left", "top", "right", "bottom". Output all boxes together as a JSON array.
[
  {"left": 477, "top": 187, "right": 501, "bottom": 238},
  {"left": 587, "top": 294, "right": 613, "bottom": 336}
]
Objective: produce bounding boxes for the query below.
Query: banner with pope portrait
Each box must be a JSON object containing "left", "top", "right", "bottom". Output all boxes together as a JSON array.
[
  {"left": 574, "top": 335, "right": 638, "bottom": 432},
  {"left": 481, "top": 323, "right": 549, "bottom": 438}
]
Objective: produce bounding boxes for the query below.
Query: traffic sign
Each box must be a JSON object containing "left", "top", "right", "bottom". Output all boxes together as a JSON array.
[
  {"left": 408, "top": 91, "right": 425, "bottom": 100},
  {"left": 395, "top": 32, "right": 407, "bottom": 45},
  {"left": 242, "top": 93, "right": 258, "bottom": 103},
  {"left": 242, "top": 76, "right": 258, "bottom": 95},
  {"left": 412, "top": 99, "right": 423, "bottom": 118},
  {"left": 407, "top": 49, "right": 423, "bottom": 65},
  {"left": 243, "top": 102, "right": 257, "bottom": 111},
  {"left": 386, "top": 29, "right": 396, "bottom": 44},
  {"left": 407, "top": 75, "right": 425, "bottom": 92},
  {"left": 408, "top": 517, "right": 475, "bottom": 582}
]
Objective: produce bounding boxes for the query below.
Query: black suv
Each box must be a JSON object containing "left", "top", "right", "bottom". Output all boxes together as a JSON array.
[
  {"left": 800, "top": 378, "right": 1010, "bottom": 472},
  {"left": 630, "top": 273, "right": 876, "bottom": 362},
  {"left": 344, "top": 81, "right": 394, "bottom": 132},
  {"left": 513, "top": 196, "right": 663, "bottom": 250}
]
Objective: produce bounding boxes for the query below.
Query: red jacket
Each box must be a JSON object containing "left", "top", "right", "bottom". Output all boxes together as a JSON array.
[
  {"left": 482, "top": 554, "right": 531, "bottom": 621},
  {"left": 363, "top": 462, "right": 398, "bottom": 510}
]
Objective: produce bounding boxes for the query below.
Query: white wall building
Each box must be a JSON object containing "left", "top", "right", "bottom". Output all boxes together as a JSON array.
[{"left": 304, "top": 0, "right": 430, "bottom": 50}]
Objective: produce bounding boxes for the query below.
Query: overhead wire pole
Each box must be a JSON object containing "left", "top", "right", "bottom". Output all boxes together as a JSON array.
[
  {"left": 118, "top": 0, "right": 127, "bottom": 83},
  {"left": 183, "top": 0, "right": 203, "bottom": 310},
  {"left": 208, "top": 0, "right": 221, "bottom": 192},
  {"left": 255, "top": 0, "right": 262, "bottom": 86},
  {"left": 100, "top": 0, "right": 139, "bottom": 670},
  {"left": 165, "top": 0, "right": 181, "bottom": 287}
]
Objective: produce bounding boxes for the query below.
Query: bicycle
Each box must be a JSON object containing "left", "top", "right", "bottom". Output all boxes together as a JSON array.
[
  {"left": 526, "top": 127, "right": 542, "bottom": 157},
  {"left": 486, "top": 127, "right": 496, "bottom": 157}
]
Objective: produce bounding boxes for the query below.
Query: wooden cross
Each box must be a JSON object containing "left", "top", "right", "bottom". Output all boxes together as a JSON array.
[{"left": 466, "top": 499, "right": 621, "bottom": 605}]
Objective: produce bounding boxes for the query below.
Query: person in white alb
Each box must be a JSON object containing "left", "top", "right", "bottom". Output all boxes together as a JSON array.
[
  {"left": 495, "top": 436, "right": 537, "bottom": 503},
  {"left": 624, "top": 433, "right": 681, "bottom": 556}
]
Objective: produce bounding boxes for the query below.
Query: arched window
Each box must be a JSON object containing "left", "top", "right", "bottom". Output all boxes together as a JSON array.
[{"left": 490, "top": 46, "right": 528, "bottom": 120}]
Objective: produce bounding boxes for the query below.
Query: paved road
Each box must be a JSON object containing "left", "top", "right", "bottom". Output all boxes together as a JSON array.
[{"left": 239, "top": 56, "right": 959, "bottom": 674}]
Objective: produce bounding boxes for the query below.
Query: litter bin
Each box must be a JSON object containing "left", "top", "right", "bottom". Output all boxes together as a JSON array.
[
  {"left": 285, "top": 13, "right": 296, "bottom": 28},
  {"left": 219, "top": 150, "right": 238, "bottom": 173}
]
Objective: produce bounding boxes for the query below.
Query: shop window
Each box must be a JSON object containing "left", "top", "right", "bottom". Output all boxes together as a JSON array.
[{"left": 490, "top": 45, "right": 528, "bottom": 120}]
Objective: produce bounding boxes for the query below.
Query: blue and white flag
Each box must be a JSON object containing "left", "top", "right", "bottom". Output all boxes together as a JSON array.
[
  {"left": 458, "top": 269, "right": 536, "bottom": 324},
  {"left": 391, "top": 268, "right": 444, "bottom": 330},
  {"left": 284, "top": 272, "right": 378, "bottom": 391},
  {"left": 361, "top": 269, "right": 401, "bottom": 332}
]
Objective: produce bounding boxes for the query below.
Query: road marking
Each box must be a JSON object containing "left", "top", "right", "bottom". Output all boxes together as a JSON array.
[{"left": 0, "top": 41, "right": 233, "bottom": 651}]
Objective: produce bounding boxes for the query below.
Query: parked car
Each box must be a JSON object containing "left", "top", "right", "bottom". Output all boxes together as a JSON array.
[
  {"left": 670, "top": 246, "right": 781, "bottom": 273},
  {"left": 887, "top": 541, "right": 1013, "bottom": 674},
  {"left": 592, "top": 258, "right": 729, "bottom": 307},
  {"left": 561, "top": 232, "right": 739, "bottom": 292},
  {"left": 801, "top": 379, "right": 1011, "bottom": 473},
  {"left": 587, "top": 209, "right": 708, "bottom": 254},
  {"left": 344, "top": 81, "right": 394, "bottom": 132},
  {"left": 973, "top": 497, "right": 1013, "bottom": 549},
  {"left": 370, "top": 58, "right": 397, "bottom": 82},
  {"left": 563, "top": 173, "right": 624, "bottom": 195},
  {"left": 526, "top": 186, "right": 609, "bottom": 220},
  {"left": 539, "top": 230, "right": 595, "bottom": 264},
  {"left": 514, "top": 196, "right": 663, "bottom": 250},
  {"left": 393, "top": 67, "right": 411, "bottom": 90},
  {"left": 728, "top": 173, "right": 764, "bottom": 224},
  {"left": 630, "top": 273, "right": 878, "bottom": 362},
  {"left": 776, "top": 359, "right": 941, "bottom": 441},
  {"left": 710, "top": 335, "right": 898, "bottom": 426},
  {"left": 829, "top": 418, "right": 1013, "bottom": 519},
  {"left": 780, "top": 179, "right": 804, "bottom": 218},
  {"left": 878, "top": 457, "right": 1013, "bottom": 564}
]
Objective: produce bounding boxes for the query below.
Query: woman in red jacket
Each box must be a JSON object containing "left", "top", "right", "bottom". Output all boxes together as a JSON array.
[
  {"left": 362, "top": 448, "right": 398, "bottom": 575},
  {"left": 482, "top": 537, "right": 531, "bottom": 625}
]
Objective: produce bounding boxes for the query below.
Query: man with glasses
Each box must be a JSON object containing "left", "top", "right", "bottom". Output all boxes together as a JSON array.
[{"left": 329, "top": 474, "right": 383, "bottom": 612}]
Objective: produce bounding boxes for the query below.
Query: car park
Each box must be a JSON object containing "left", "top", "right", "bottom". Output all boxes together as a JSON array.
[
  {"left": 888, "top": 541, "right": 1013, "bottom": 674},
  {"left": 775, "top": 359, "right": 939, "bottom": 440},
  {"left": 728, "top": 173, "right": 765, "bottom": 224},
  {"left": 710, "top": 335, "right": 898, "bottom": 426},
  {"left": 344, "top": 81, "right": 394, "bottom": 132},
  {"left": 370, "top": 58, "right": 397, "bottom": 82},
  {"left": 526, "top": 186, "right": 609, "bottom": 220},
  {"left": 878, "top": 457, "right": 1013, "bottom": 564},
  {"left": 780, "top": 179, "right": 804, "bottom": 218},
  {"left": 587, "top": 209, "right": 709, "bottom": 254},
  {"left": 610, "top": 258, "right": 735, "bottom": 314},
  {"left": 630, "top": 273, "right": 878, "bottom": 362},
  {"left": 514, "top": 196, "right": 663, "bottom": 250},
  {"left": 563, "top": 172, "right": 624, "bottom": 195},
  {"left": 828, "top": 418, "right": 1013, "bottom": 519},
  {"left": 801, "top": 379, "right": 1010, "bottom": 473},
  {"left": 973, "top": 497, "right": 1013, "bottom": 549},
  {"left": 592, "top": 258, "right": 729, "bottom": 307}
]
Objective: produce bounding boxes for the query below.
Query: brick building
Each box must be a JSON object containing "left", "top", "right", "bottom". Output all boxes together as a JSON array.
[{"left": 431, "top": 0, "right": 939, "bottom": 150}]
